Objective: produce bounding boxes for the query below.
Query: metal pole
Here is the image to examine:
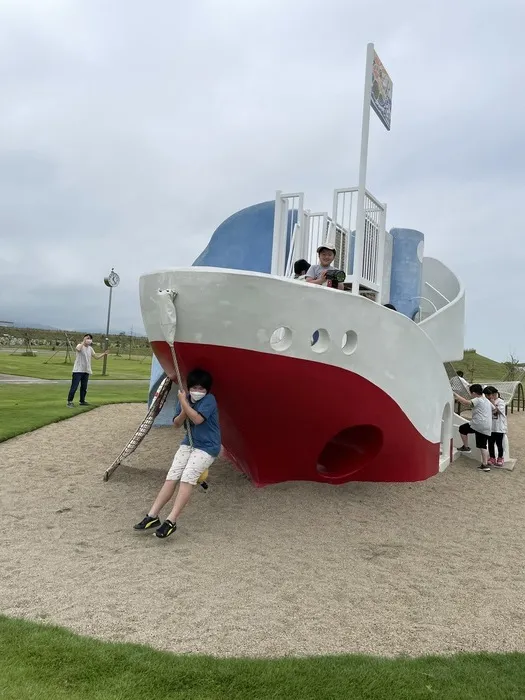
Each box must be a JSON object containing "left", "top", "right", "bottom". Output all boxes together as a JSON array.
[
  {"left": 352, "top": 42, "right": 375, "bottom": 295},
  {"left": 102, "top": 286, "right": 113, "bottom": 376},
  {"left": 271, "top": 190, "right": 283, "bottom": 276}
]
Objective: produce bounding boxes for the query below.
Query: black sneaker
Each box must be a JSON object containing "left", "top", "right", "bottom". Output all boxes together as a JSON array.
[
  {"left": 67, "top": 402, "right": 74, "bottom": 408},
  {"left": 478, "top": 464, "right": 491, "bottom": 472},
  {"left": 80, "top": 401, "right": 90, "bottom": 406},
  {"left": 155, "top": 519, "right": 177, "bottom": 538},
  {"left": 457, "top": 446, "right": 471, "bottom": 453},
  {"left": 133, "top": 515, "right": 161, "bottom": 530}
]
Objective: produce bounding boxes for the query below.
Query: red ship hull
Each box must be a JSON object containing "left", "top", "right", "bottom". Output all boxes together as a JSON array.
[{"left": 152, "top": 341, "right": 440, "bottom": 486}]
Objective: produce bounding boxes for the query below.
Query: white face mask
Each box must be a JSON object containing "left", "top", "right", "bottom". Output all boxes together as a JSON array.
[
  {"left": 85, "top": 338, "right": 92, "bottom": 345},
  {"left": 189, "top": 390, "right": 206, "bottom": 402}
]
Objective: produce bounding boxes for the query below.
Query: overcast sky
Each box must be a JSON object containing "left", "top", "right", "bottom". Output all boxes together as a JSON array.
[{"left": 0, "top": 0, "right": 523, "bottom": 360}]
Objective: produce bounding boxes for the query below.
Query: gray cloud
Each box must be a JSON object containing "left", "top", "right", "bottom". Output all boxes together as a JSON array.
[{"left": 1, "top": 0, "right": 524, "bottom": 358}]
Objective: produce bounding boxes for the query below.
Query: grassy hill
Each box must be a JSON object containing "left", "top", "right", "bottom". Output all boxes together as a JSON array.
[{"left": 452, "top": 350, "right": 511, "bottom": 382}]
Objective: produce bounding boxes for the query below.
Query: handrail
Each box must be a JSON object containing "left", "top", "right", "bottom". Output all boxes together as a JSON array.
[
  {"left": 364, "top": 189, "right": 385, "bottom": 210},
  {"left": 411, "top": 296, "right": 438, "bottom": 321},
  {"left": 424, "top": 281, "right": 450, "bottom": 304},
  {"left": 285, "top": 223, "right": 300, "bottom": 277}
]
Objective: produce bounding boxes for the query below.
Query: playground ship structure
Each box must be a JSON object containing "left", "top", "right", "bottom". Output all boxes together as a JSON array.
[{"left": 135, "top": 185, "right": 478, "bottom": 486}]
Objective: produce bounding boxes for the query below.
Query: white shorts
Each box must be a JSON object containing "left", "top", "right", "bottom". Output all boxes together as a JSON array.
[{"left": 166, "top": 445, "right": 215, "bottom": 485}]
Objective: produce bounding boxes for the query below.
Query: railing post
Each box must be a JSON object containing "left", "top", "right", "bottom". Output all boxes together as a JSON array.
[
  {"left": 376, "top": 202, "right": 387, "bottom": 302},
  {"left": 285, "top": 223, "right": 300, "bottom": 276},
  {"left": 271, "top": 191, "right": 286, "bottom": 276},
  {"left": 295, "top": 194, "right": 307, "bottom": 262}
]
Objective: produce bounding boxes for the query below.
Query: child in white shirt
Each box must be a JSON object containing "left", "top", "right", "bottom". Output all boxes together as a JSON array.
[
  {"left": 483, "top": 386, "right": 507, "bottom": 467},
  {"left": 453, "top": 383, "right": 493, "bottom": 471}
]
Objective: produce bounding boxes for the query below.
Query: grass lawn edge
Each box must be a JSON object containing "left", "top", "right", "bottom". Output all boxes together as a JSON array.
[{"left": 1, "top": 615, "right": 525, "bottom": 700}]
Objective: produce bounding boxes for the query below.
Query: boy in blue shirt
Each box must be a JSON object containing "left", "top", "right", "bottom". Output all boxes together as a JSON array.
[{"left": 134, "top": 368, "right": 221, "bottom": 539}]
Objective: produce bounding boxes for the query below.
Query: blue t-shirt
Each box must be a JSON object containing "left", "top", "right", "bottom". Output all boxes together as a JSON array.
[{"left": 174, "top": 393, "right": 221, "bottom": 458}]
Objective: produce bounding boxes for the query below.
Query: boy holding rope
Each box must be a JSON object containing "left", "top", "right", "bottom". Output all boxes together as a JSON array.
[{"left": 133, "top": 368, "right": 220, "bottom": 538}]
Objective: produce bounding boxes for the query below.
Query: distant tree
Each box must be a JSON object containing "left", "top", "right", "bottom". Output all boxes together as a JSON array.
[
  {"left": 465, "top": 355, "right": 477, "bottom": 382},
  {"left": 23, "top": 331, "right": 31, "bottom": 348},
  {"left": 503, "top": 352, "right": 522, "bottom": 381},
  {"left": 21, "top": 330, "right": 37, "bottom": 356},
  {"left": 116, "top": 331, "right": 125, "bottom": 357}
]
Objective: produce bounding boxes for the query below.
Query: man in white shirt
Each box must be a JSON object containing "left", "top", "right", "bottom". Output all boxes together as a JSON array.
[
  {"left": 67, "top": 334, "right": 108, "bottom": 407},
  {"left": 453, "top": 383, "right": 493, "bottom": 471}
]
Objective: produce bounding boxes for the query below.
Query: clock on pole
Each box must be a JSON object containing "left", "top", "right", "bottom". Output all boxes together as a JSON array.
[
  {"left": 102, "top": 268, "right": 120, "bottom": 375},
  {"left": 104, "top": 269, "right": 120, "bottom": 288}
]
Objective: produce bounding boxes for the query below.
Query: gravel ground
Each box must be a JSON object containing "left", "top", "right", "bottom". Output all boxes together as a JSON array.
[{"left": 1, "top": 404, "right": 524, "bottom": 658}]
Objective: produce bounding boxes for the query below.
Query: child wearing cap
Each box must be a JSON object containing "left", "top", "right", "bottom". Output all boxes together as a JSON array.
[{"left": 305, "top": 246, "right": 344, "bottom": 290}]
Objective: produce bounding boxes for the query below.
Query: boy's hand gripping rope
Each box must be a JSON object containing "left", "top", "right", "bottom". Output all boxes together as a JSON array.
[{"left": 157, "top": 289, "right": 194, "bottom": 450}]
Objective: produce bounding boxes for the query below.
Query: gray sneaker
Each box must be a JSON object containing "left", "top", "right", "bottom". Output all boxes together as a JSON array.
[
  {"left": 67, "top": 402, "right": 74, "bottom": 408},
  {"left": 478, "top": 464, "right": 491, "bottom": 472},
  {"left": 457, "top": 446, "right": 471, "bottom": 453}
]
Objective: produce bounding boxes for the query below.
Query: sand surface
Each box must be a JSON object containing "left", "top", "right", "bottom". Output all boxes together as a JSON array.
[{"left": 2, "top": 404, "right": 525, "bottom": 658}]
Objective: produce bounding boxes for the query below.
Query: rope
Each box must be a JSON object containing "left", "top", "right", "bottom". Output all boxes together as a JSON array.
[{"left": 167, "top": 305, "right": 194, "bottom": 450}]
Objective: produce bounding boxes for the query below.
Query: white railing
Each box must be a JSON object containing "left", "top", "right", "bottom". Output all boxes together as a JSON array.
[
  {"left": 362, "top": 193, "right": 386, "bottom": 290},
  {"left": 332, "top": 188, "right": 357, "bottom": 275},
  {"left": 331, "top": 188, "right": 386, "bottom": 289},
  {"left": 272, "top": 187, "right": 386, "bottom": 294},
  {"left": 411, "top": 296, "right": 439, "bottom": 323},
  {"left": 271, "top": 191, "right": 305, "bottom": 276},
  {"left": 305, "top": 212, "right": 328, "bottom": 267},
  {"left": 284, "top": 223, "right": 301, "bottom": 277}
]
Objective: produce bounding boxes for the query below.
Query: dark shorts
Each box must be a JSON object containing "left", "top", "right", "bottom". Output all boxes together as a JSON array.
[{"left": 459, "top": 423, "right": 489, "bottom": 449}]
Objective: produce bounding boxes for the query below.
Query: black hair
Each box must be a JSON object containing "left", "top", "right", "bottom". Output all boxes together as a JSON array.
[
  {"left": 186, "top": 368, "right": 213, "bottom": 391},
  {"left": 469, "top": 384, "right": 483, "bottom": 395},
  {"left": 457, "top": 370, "right": 464, "bottom": 377},
  {"left": 83, "top": 334, "right": 93, "bottom": 339},
  {"left": 294, "top": 259, "right": 310, "bottom": 276},
  {"left": 384, "top": 303, "right": 396, "bottom": 311},
  {"left": 483, "top": 385, "right": 498, "bottom": 395}
]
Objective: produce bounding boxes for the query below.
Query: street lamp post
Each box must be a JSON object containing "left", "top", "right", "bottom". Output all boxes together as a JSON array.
[{"left": 102, "top": 268, "right": 120, "bottom": 376}]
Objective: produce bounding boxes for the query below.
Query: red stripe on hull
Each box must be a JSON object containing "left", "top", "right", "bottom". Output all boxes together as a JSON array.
[{"left": 152, "top": 341, "right": 440, "bottom": 486}]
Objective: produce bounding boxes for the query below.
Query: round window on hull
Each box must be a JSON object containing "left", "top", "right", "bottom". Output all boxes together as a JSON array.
[
  {"left": 270, "top": 327, "right": 293, "bottom": 352},
  {"left": 341, "top": 330, "right": 358, "bottom": 355},
  {"left": 311, "top": 329, "right": 330, "bottom": 353}
]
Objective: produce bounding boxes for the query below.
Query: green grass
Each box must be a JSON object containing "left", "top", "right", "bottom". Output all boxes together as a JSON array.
[
  {"left": 0, "top": 352, "right": 151, "bottom": 380},
  {"left": 453, "top": 351, "right": 507, "bottom": 382},
  {"left": 0, "top": 617, "right": 524, "bottom": 700},
  {"left": 0, "top": 348, "right": 510, "bottom": 384},
  {"left": 0, "top": 384, "right": 147, "bottom": 442}
]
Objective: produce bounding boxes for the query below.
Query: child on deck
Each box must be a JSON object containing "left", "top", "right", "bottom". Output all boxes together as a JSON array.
[
  {"left": 293, "top": 259, "right": 310, "bottom": 279},
  {"left": 305, "top": 245, "right": 344, "bottom": 290},
  {"left": 453, "top": 383, "right": 493, "bottom": 471},
  {"left": 483, "top": 386, "right": 507, "bottom": 467},
  {"left": 133, "top": 368, "right": 221, "bottom": 539}
]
